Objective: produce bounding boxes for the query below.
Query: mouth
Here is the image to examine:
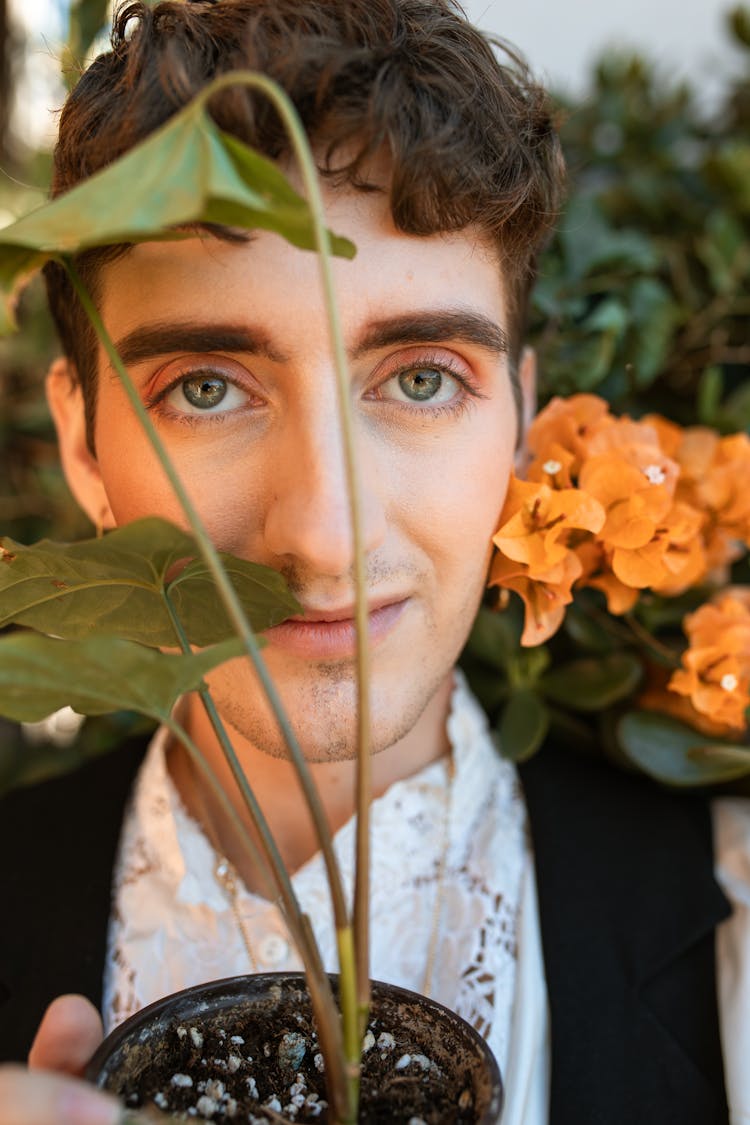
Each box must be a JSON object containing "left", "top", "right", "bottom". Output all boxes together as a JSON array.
[{"left": 263, "top": 597, "right": 410, "bottom": 660}]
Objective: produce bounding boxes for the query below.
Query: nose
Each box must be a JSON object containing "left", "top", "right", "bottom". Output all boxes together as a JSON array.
[{"left": 262, "top": 401, "right": 387, "bottom": 578}]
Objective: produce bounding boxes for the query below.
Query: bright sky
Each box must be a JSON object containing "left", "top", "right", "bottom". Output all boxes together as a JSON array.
[{"left": 462, "top": 0, "right": 744, "bottom": 102}]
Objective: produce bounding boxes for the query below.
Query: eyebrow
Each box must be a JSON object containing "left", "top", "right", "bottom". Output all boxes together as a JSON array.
[
  {"left": 352, "top": 310, "right": 509, "bottom": 359},
  {"left": 109, "top": 308, "right": 508, "bottom": 371},
  {"left": 111, "top": 324, "right": 288, "bottom": 369}
]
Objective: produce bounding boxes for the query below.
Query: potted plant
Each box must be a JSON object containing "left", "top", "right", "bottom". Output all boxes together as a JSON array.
[{"left": 0, "top": 70, "right": 503, "bottom": 1124}]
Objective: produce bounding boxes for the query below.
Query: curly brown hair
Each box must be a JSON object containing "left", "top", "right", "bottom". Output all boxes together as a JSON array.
[{"left": 44, "top": 0, "right": 565, "bottom": 445}]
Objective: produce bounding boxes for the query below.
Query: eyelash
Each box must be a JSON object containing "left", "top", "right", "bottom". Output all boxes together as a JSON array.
[
  {"left": 145, "top": 364, "right": 259, "bottom": 427},
  {"left": 372, "top": 352, "right": 486, "bottom": 417},
  {"left": 144, "top": 350, "right": 486, "bottom": 425}
]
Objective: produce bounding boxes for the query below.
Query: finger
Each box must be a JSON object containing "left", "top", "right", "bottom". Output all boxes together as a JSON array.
[
  {"left": 0, "top": 1065, "right": 120, "bottom": 1125},
  {"left": 28, "top": 995, "right": 104, "bottom": 1077}
]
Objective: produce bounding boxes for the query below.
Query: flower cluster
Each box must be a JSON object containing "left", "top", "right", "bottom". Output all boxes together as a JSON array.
[{"left": 489, "top": 394, "right": 750, "bottom": 730}]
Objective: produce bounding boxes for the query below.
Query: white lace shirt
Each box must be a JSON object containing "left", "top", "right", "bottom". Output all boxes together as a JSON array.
[{"left": 103, "top": 672, "right": 546, "bottom": 1122}]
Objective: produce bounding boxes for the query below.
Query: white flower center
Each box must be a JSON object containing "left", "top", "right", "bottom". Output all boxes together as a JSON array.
[
  {"left": 644, "top": 464, "right": 667, "bottom": 485},
  {"left": 721, "top": 673, "right": 739, "bottom": 693},
  {"left": 543, "top": 459, "right": 562, "bottom": 475}
]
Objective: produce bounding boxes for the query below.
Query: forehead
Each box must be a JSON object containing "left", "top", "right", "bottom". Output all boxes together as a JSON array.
[{"left": 97, "top": 185, "right": 508, "bottom": 361}]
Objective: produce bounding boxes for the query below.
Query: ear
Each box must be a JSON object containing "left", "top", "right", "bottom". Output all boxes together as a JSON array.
[
  {"left": 515, "top": 346, "right": 537, "bottom": 471},
  {"left": 46, "top": 358, "right": 115, "bottom": 530}
]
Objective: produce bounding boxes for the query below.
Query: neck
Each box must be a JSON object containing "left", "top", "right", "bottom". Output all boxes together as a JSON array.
[{"left": 168, "top": 672, "right": 454, "bottom": 897}]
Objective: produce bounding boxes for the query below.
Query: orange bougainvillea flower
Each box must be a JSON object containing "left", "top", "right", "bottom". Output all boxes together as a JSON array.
[
  {"left": 491, "top": 476, "right": 605, "bottom": 574},
  {"left": 669, "top": 593, "right": 750, "bottom": 731},
  {"left": 639, "top": 664, "right": 745, "bottom": 741},
  {"left": 526, "top": 393, "right": 614, "bottom": 477},
  {"left": 489, "top": 475, "right": 605, "bottom": 644},
  {"left": 645, "top": 419, "right": 750, "bottom": 575},
  {"left": 489, "top": 551, "right": 582, "bottom": 646},
  {"left": 574, "top": 541, "right": 641, "bottom": 614},
  {"left": 613, "top": 499, "right": 707, "bottom": 593}
]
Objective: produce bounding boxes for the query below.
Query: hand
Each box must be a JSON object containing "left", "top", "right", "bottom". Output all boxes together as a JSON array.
[{"left": 0, "top": 995, "right": 120, "bottom": 1125}]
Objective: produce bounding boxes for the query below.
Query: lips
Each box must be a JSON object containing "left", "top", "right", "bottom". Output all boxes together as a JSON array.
[{"left": 264, "top": 598, "right": 410, "bottom": 660}]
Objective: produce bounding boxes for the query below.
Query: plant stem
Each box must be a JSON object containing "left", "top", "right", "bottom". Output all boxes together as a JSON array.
[
  {"left": 64, "top": 259, "right": 352, "bottom": 1124},
  {"left": 624, "top": 611, "right": 681, "bottom": 664},
  {"left": 163, "top": 593, "right": 353, "bottom": 1122},
  {"left": 197, "top": 70, "right": 373, "bottom": 1030}
]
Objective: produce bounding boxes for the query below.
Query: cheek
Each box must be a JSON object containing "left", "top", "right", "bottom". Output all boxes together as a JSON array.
[
  {"left": 390, "top": 418, "right": 515, "bottom": 592},
  {"left": 93, "top": 409, "right": 258, "bottom": 544}
]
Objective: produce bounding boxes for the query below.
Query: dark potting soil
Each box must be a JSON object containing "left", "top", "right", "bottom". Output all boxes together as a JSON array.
[{"left": 100, "top": 980, "right": 489, "bottom": 1124}]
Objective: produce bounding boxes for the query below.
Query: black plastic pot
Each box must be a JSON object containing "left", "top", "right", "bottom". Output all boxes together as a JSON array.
[{"left": 87, "top": 973, "right": 503, "bottom": 1123}]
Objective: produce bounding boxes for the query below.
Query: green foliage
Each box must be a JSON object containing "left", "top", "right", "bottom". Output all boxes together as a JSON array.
[
  {"left": 0, "top": 517, "right": 299, "bottom": 645},
  {"left": 531, "top": 12, "right": 750, "bottom": 428}
]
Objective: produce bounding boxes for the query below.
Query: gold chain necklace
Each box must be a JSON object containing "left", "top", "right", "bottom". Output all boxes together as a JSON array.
[{"left": 196, "top": 753, "right": 455, "bottom": 999}]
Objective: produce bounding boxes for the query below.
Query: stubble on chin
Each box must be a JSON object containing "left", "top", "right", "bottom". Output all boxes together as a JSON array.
[{"left": 206, "top": 652, "right": 450, "bottom": 765}]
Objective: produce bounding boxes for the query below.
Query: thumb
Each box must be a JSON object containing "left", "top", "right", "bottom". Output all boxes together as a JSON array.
[{"left": 28, "top": 995, "right": 104, "bottom": 1077}]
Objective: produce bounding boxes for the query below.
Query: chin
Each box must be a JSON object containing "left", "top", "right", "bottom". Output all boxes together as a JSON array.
[{"left": 204, "top": 656, "right": 445, "bottom": 764}]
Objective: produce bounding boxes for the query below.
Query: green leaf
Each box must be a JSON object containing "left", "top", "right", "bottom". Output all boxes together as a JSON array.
[
  {"left": 563, "top": 603, "right": 617, "bottom": 653},
  {"left": 718, "top": 378, "right": 750, "bottom": 433},
  {"left": 626, "top": 277, "right": 682, "bottom": 386},
  {"left": 697, "top": 365, "right": 724, "bottom": 426},
  {"left": 618, "top": 710, "right": 750, "bottom": 786},
  {"left": 559, "top": 195, "right": 658, "bottom": 280},
  {"left": 0, "top": 517, "right": 299, "bottom": 646},
  {"left": 0, "top": 632, "right": 243, "bottom": 723},
  {"left": 697, "top": 210, "right": 748, "bottom": 294},
  {"left": 495, "top": 690, "right": 550, "bottom": 763},
  {"left": 539, "top": 652, "right": 643, "bottom": 711},
  {"left": 464, "top": 604, "right": 523, "bottom": 669},
  {"left": 0, "top": 75, "right": 356, "bottom": 334}
]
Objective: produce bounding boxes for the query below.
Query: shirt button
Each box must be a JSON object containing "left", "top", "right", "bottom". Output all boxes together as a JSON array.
[{"left": 257, "top": 932, "right": 289, "bottom": 966}]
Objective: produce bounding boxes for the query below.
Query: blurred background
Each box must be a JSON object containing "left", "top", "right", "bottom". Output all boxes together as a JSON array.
[{"left": 0, "top": 0, "right": 749, "bottom": 790}]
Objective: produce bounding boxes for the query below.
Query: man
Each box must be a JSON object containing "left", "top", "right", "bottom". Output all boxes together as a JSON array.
[{"left": 0, "top": 1, "right": 737, "bottom": 1123}]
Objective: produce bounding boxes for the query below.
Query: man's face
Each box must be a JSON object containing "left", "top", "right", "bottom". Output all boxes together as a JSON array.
[{"left": 85, "top": 186, "right": 519, "bottom": 761}]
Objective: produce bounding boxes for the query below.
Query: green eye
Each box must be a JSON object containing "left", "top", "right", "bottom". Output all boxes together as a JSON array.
[
  {"left": 398, "top": 369, "right": 443, "bottom": 401},
  {"left": 182, "top": 375, "right": 228, "bottom": 409}
]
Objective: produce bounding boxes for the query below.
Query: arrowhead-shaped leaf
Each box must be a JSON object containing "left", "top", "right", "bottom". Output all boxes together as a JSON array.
[
  {"left": 0, "top": 632, "right": 243, "bottom": 723},
  {"left": 0, "top": 517, "right": 299, "bottom": 646},
  {"left": 0, "top": 74, "right": 356, "bottom": 333}
]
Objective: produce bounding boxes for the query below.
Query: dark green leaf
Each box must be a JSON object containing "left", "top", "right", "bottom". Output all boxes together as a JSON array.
[
  {"left": 0, "top": 77, "right": 356, "bottom": 333},
  {"left": 0, "top": 517, "right": 299, "bottom": 645},
  {"left": 563, "top": 604, "right": 617, "bottom": 653},
  {"left": 0, "top": 633, "right": 243, "bottom": 723},
  {"left": 718, "top": 378, "right": 750, "bottom": 433},
  {"left": 697, "top": 365, "right": 724, "bottom": 426},
  {"left": 559, "top": 195, "right": 658, "bottom": 280},
  {"left": 626, "top": 278, "right": 682, "bottom": 386},
  {"left": 697, "top": 210, "right": 748, "bottom": 294},
  {"left": 464, "top": 604, "right": 523, "bottom": 669},
  {"left": 495, "top": 690, "right": 550, "bottom": 762},
  {"left": 618, "top": 710, "right": 750, "bottom": 786},
  {"left": 540, "top": 652, "right": 643, "bottom": 710}
]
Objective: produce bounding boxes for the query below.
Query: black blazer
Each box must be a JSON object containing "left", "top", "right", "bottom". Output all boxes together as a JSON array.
[{"left": 0, "top": 733, "right": 732, "bottom": 1124}]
